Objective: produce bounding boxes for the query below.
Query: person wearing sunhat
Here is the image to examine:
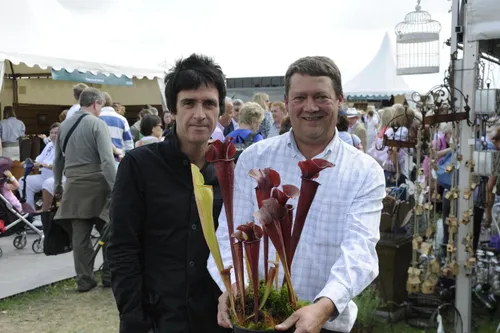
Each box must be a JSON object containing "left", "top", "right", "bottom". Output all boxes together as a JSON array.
[
  {"left": 337, "top": 109, "right": 363, "bottom": 150},
  {"left": 346, "top": 107, "right": 367, "bottom": 152}
]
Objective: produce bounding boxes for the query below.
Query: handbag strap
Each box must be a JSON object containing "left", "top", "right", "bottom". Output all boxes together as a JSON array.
[{"left": 63, "top": 113, "right": 89, "bottom": 154}]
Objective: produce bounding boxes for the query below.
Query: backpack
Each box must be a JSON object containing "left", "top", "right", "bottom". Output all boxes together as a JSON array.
[{"left": 233, "top": 132, "right": 258, "bottom": 163}]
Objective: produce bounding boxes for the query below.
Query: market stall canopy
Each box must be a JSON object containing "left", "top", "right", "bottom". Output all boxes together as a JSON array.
[
  {"left": 343, "top": 32, "right": 415, "bottom": 99},
  {"left": 0, "top": 51, "right": 165, "bottom": 81}
]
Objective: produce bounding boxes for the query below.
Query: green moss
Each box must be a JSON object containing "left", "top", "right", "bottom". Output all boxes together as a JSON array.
[{"left": 233, "top": 280, "right": 310, "bottom": 331}]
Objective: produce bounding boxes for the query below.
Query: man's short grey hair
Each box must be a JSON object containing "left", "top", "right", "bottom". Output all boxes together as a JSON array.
[
  {"left": 142, "top": 105, "right": 158, "bottom": 116},
  {"left": 225, "top": 96, "right": 233, "bottom": 105},
  {"left": 149, "top": 107, "right": 159, "bottom": 116},
  {"left": 79, "top": 88, "right": 104, "bottom": 108},
  {"left": 233, "top": 99, "right": 244, "bottom": 107}
]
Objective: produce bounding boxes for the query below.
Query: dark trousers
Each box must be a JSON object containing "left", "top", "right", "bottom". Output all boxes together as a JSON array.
[{"left": 72, "top": 218, "right": 110, "bottom": 290}]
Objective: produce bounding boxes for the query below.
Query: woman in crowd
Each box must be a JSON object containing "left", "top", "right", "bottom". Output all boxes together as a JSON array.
[
  {"left": 135, "top": 114, "right": 163, "bottom": 147},
  {"left": 381, "top": 104, "right": 415, "bottom": 186},
  {"left": 367, "top": 107, "right": 393, "bottom": 164},
  {"left": 478, "top": 126, "right": 500, "bottom": 251},
  {"left": 112, "top": 102, "right": 126, "bottom": 116},
  {"left": 162, "top": 110, "right": 174, "bottom": 135},
  {"left": 252, "top": 93, "right": 272, "bottom": 139},
  {"left": 59, "top": 109, "right": 68, "bottom": 122},
  {"left": 19, "top": 122, "right": 59, "bottom": 212},
  {"left": 130, "top": 108, "right": 154, "bottom": 143},
  {"left": 336, "top": 110, "right": 363, "bottom": 150},
  {"left": 279, "top": 115, "right": 292, "bottom": 135},
  {"left": 225, "top": 102, "right": 265, "bottom": 145},
  {"left": 268, "top": 102, "right": 287, "bottom": 137}
]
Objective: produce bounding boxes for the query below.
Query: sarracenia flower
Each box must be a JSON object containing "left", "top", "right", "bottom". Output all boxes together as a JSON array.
[
  {"left": 249, "top": 168, "right": 281, "bottom": 282},
  {"left": 254, "top": 198, "right": 297, "bottom": 308},
  {"left": 248, "top": 168, "right": 281, "bottom": 208},
  {"left": 206, "top": 140, "right": 243, "bottom": 303},
  {"left": 290, "top": 159, "right": 334, "bottom": 266},
  {"left": 271, "top": 186, "right": 299, "bottom": 269},
  {"left": 191, "top": 164, "right": 235, "bottom": 315},
  {"left": 238, "top": 223, "right": 263, "bottom": 322},
  {"left": 231, "top": 230, "right": 247, "bottom": 316}
]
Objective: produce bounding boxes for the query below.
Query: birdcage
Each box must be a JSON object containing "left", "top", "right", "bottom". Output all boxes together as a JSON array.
[{"left": 394, "top": 0, "right": 442, "bottom": 75}]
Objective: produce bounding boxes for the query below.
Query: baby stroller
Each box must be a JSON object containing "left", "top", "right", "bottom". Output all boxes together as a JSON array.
[{"left": 0, "top": 157, "right": 44, "bottom": 257}]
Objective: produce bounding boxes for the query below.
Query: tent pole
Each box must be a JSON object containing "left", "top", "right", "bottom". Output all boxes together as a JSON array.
[
  {"left": 454, "top": 0, "right": 475, "bottom": 332},
  {"left": 7, "top": 60, "right": 19, "bottom": 106}
]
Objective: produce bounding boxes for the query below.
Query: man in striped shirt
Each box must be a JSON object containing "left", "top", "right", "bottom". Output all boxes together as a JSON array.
[{"left": 99, "top": 92, "right": 134, "bottom": 162}]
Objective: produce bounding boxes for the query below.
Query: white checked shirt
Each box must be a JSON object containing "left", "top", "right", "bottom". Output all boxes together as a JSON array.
[{"left": 208, "top": 129, "right": 385, "bottom": 333}]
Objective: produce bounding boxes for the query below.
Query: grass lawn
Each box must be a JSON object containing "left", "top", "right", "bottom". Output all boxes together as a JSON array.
[{"left": 0, "top": 277, "right": 498, "bottom": 333}]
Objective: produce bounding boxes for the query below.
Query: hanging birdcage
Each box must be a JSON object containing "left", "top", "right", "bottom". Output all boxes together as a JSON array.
[{"left": 394, "top": 0, "right": 442, "bottom": 75}]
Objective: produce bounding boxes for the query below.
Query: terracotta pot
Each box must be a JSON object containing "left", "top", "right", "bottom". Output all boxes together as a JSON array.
[{"left": 233, "top": 325, "right": 295, "bottom": 333}]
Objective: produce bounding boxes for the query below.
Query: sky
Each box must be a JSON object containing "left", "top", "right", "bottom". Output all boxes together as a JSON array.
[{"left": 3, "top": 0, "right": 499, "bottom": 93}]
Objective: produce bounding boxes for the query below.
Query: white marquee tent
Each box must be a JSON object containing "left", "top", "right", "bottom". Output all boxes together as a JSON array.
[
  {"left": 468, "top": 0, "right": 500, "bottom": 42},
  {"left": 0, "top": 0, "right": 166, "bottom": 116},
  {"left": 343, "top": 32, "right": 415, "bottom": 99}
]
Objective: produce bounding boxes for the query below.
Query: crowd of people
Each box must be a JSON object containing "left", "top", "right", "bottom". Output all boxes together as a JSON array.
[{"left": 0, "top": 52, "right": 433, "bottom": 333}]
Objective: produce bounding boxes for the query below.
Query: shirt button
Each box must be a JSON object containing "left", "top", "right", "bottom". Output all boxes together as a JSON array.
[
  {"left": 191, "top": 224, "right": 197, "bottom": 231},
  {"left": 189, "top": 261, "right": 195, "bottom": 267},
  {"left": 183, "top": 160, "right": 189, "bottom": 166}
]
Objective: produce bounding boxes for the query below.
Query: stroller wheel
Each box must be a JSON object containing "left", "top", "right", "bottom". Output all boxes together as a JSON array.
[
  {"left": 32, "top": 238, "right": 43, "bottom": 254},
  {"left": 13, "top": 235, "right": 27, "bottom": 249}
]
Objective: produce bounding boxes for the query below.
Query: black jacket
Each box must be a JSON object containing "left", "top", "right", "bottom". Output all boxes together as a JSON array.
[{"left": 107, "top": 129, "right": 230, "bottom": 333}]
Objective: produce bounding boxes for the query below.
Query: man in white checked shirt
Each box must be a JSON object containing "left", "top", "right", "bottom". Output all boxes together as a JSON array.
[{"left": 208, "top": 56, "right": 385, "bottom": 333}]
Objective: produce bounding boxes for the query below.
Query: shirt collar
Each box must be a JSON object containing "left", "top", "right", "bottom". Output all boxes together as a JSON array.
[
  {"left": 100, "top": 107, "right": 115, "bottom": 114},
  {"left": 286, "top": 128, "right": 340, "bottom": 160}
]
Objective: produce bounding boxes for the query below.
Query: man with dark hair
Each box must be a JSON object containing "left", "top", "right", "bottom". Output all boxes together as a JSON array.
[
  {"left": 66, "top": 83, "right": 89, "bottom": 119},
  {"left": 130, "top": 107, "right": 156, "bottom": 143},
  {"left": 107, "top": 53, "right": 230, "bottom": 333},
  {"left": 53, "top": 87, "right": 116, "bottom": 293},
  {"left": 135, "top": 114, "right": 163, "bottom": 147},
  {"left": 212, "top": 56, "right": 385, "bottom": 333}
]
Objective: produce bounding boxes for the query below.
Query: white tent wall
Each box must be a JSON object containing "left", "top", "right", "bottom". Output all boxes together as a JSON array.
[
  {"left": 468, "top": 0, "right": 500, "bottom": 41},
  {"left": 343, "top": 32, "right": 415, "bottom": 99},
  {"left": 0, "top": 77, "right": 162, "bottom": 106},
  {"left": 0, "top": 80, "right": 13, "bottom": 107},
  {"left": 0, "top": 60, "right": 4, "bottom": 95}
]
